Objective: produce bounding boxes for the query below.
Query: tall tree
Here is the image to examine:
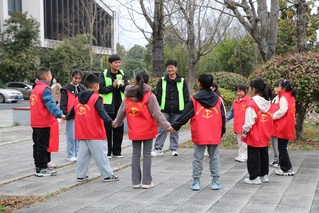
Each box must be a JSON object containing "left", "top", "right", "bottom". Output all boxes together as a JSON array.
[
  {"left": 0, "top": 12, "right": 40, "bottom": 82},
  {"left": 221, "top": 0, "right": 280, "bottom": 62}
]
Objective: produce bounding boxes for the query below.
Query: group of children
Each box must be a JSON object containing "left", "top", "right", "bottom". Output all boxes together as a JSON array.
[{"left": 30, "top": 66, "right": 296, "bottom": 190}]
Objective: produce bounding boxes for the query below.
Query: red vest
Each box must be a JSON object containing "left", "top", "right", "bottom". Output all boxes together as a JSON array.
[
  {"left": 30, "top": 81, "right": 59, "bottom": 152},
  {"left": 243, "top": 100, "right": 273, "bottom": 147},
  {"left": 30, "top": 82, "right": 56, "bottom": 127},
  {"left": 125, "top": 91, "right": 158, "bottom": 140},
  {"left": 74, "top": 93, "right": 106, "bottom": 140},
  {"left": 270, "top": 98, "right": 279, "bottom": 136},
  {"left": 275, "top": 91, "right": 295, "bottom": 140},
  {"left": 66, "top": 90, "right": 77, "bottom": 113},
  {"left": 233, "top": 95, "right": 251, "bottom": 133},
  {"left": 190, "top": 98, "right": 222, "bottom": 145}
]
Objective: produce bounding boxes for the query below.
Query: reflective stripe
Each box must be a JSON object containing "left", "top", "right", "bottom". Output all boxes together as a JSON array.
[
  {"left": 160, "top": 77, "right": 185, "bottom": 111},
  {"left": 99, "top": 69, "right": 125, "bottom": 104}
]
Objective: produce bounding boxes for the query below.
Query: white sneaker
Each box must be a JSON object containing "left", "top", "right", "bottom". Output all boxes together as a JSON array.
[
  {"left": 170, "top": 150, "right": 178, "bottom": 156},
  {"left": 67, "top": 157, "right": 77, "bottom": 162},
  {"left": 244, "top": 177, "right": 262, "bottom": 185},
  {"left": 141, "top": 182, "right": 154, "bottom": 189},
  {"left": 260, "top": 174, "right": 269, "bottom": 183},
  {"left": 151, "top": 149, "right": 163, "bottom": 157},
  {"left": 235, "top": 157, "right": 247, "bottom": 162}
]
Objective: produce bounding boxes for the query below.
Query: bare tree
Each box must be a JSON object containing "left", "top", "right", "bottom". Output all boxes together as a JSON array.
[
  {"left": 294, "top": 0, "right": 307, "bottom": 52},
  {"left": 220, "top": 0, "right": 280, "bottom": 62},
  {"left": 166, "top": 0, "right": 233, "bottom": 89}
]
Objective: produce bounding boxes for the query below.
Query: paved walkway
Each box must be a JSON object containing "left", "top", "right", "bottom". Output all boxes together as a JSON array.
[{"left": 0, "top": 110, "right": 319, "bottom": 212}]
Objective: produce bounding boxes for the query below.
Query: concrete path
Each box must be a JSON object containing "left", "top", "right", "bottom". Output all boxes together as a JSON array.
[{"left": 0, "top": 110, "right": 319, "bottom": 212}]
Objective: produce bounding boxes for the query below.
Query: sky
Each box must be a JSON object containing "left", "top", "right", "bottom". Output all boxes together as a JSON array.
[{"left": 104, "top": 0, "right": 149, "bottom": 50}]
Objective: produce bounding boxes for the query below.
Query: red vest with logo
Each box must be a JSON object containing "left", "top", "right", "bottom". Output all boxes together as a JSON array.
[
  {"left": 74, "top": 93, "right": 106, "bottom": 140},
  {"left": 30, "top": 81, "right": 59, "bottom": 152},
  {"left": 66, "top": 90, "right": 77, "bottom": 113},
  {"left": 275, "top": 91, "right": 295, "bottom": 140},
  {"left": 125, "top": 91, "right": 158, "bottom": 140},
  {"left": 233, "top": 95, "right": 251, "bottom": 133},
  {"left": 30, "top": 82, "right": 56, "bottom": 128},
  {"left": 190, "top": 98, "right": 222, "bottom": 145},
  {"left": 243, "top": 100, "right": 273, "bottom": 147}
]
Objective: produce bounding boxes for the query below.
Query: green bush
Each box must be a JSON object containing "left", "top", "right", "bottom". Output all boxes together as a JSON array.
[
  {"left": 212, "top": 71, "right": 248, "bottom": 91},
  {"left": 250, "top": 51, "right": 319, "bottom": 139},
  {"left": 219, "top": 88, "right": 237, "bottom": 111}
]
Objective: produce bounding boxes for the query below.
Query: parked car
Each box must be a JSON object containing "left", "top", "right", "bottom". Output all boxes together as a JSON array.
[
  {"left": 0, "top": 85, "right": 24, "bottom": 103},
  {"left": 5, "top": 82, "right": 33, "bottom": 100}
]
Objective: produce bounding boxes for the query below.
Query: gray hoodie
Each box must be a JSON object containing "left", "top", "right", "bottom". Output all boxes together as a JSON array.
[
  {"left": 113, "top": 83, "right": 171, "bottom": 132},
  {"left": 242, "top": 95, "right": 271, "bottom": 133}
]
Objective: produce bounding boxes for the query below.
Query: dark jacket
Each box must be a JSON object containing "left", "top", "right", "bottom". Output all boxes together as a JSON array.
[
  {"left": 60, "top": 83, "right": 85, "bottom": 115},
  {"left": 172, "top": 88, "right": 226, "bottom": 136},
  {"left": 66, "top": 90, "right": 112, "bottom": 127},
  {"left": 155, "top": 74, "right": 190, "bottom": 114},
  {"left": 98, "top": 69, "right": 128, "bottom": 114}
]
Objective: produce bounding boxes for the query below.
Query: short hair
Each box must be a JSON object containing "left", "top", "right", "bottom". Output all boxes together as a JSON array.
[
  {"left": 71, "top": 69, "right": 83, "bottom": 77},
  {"left": 37, "top": 67, "right": 50, "bottom": 80},
  {"left": 236, "top": 84, "right": 247, "bottom": 93},
  {"left": 84, "top": 73, "right": 99, "bottom": 89},
  {"left": 108, "top": 54, "right": 121, "bottom": 63},
  {"left": 198, "top": 73, "right": 213, "bottom": 89},
  {"left": 165, "top": 59, "right": 177, "bottom": 67}
]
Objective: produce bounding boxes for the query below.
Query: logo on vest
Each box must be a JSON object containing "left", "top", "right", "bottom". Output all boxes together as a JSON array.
[
  {"left": 260, "top": 113, "right": 268, "bottom": 123},
  {"left": 241, "top": 104, "right": 247, "bottom": 110},
  {"left": 129, "top": 107, "right": 139, "bottom": 116},
  {"left": 30, "top": 94, "right": 38, "bottom": 105},
  {"left": 76, "top": 104, "right": 91, "bottom": 115}
]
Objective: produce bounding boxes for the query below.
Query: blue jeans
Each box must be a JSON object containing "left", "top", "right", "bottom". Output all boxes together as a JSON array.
[{"left": 66, "top": 119, "right": 79, "bottom": 159}]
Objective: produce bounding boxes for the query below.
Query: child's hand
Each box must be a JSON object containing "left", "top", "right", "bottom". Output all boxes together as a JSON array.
[
  {"left": 112, "top": 121, "right": 117, "bottom": 128},
  {"left": 61, "top": 115, "right": 66, "bottom": 120},
  {"left": 167, "top": 127, "right": 176, "bottom": 132}
]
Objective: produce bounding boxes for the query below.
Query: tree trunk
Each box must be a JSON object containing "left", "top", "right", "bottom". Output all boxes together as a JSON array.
[
  {"left": 296, "top": 0, "right": 307, "bottom": 52},
  {"left": 186, "top": 1, "right": 196, "bottom": 91}
]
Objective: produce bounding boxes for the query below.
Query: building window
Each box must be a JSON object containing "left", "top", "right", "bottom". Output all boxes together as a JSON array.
[{"left": 8, "top": 0, "right": 22, "bottom": 15}]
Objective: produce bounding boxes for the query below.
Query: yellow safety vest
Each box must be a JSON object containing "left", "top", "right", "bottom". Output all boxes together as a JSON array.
[
  {"left": 99, "top": 69, "right": 125, "bottom": 104},
  {"left": 160, "top": 77, "right": 185, "bottom": 111}
]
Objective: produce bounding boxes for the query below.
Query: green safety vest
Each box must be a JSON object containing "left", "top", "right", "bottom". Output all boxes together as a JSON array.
[
  {"left": 160, "top": 77, "right": 185, "bottom": 111},
  {"left": 99, "top": 69, "right": 125, "bottom": 104}
]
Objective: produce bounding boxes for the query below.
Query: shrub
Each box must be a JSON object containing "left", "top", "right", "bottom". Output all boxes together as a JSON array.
[
  {"left": 219, "top": 88, "right": 237, "bottom": 111},
  {"left": 212, "top": 71, "right": 248, "bottom": 91},
  {"left": 250, "top": 51, "right": 319, "bottom": 139}
]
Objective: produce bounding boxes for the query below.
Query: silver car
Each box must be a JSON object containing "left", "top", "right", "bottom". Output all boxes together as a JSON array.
[
  {"left": 5, "top": 82, "right": 33, "bottom": 100},
  {"left": 0, "top": 85, "right": 24, "bottom": 103}
]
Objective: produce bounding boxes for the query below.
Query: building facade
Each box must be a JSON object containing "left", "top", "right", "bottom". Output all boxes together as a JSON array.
[{"left": 0, "top": 0, "right": 116, "bottom": 55}]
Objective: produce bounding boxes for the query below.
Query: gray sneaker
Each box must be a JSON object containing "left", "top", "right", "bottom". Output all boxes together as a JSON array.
[
  {"left": 35, "top": 168, "right": 57, "bottom": 177},
  {"left": 151, "top": 149, "right": 163, "bottom": 157},
  {"left": 275, "top": 169, "right": 294, "bottom": 176},
  {"left": 104, "top": 175, "right": 119, "bottom": 182}
]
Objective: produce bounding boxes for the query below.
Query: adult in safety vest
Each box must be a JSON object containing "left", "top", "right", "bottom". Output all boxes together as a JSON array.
[
  {"left": 151, "top": 60, "right": 190, "bottom": 157},
  {"left": 98, "top": 54, "right": 128, "bottom": 158}
]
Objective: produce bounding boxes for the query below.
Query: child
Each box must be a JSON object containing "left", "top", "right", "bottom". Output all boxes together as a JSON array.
[
  {"left": 242, "top": 78, "right": 273, "bottom": 185},
  {"left": 65, "top": 73, "right": 119, "bottom": 182},
  {"left": 113, "top": 70, "right": 174, "bottom": 189},
  {"left": 30, "top": 67, "right": 65, "bottom": 177},
  {"left": 211, "top": 82, "right": 221, "bottom": 97},
  {"left": 226, "top": 84, "right": 251, "bottom": 162},
  {"left": 172, "top": 73, "right": 226, "bottom": 191},
  {"left": 60, "top": 69, "right": 86, "bottom": 162},
  {"left": 274, "top": 79, "right": 296, "bottom": 176},
  {"left": 51, "top": 76, "right": 62, "bottom": 106},
  {"left": 270, "top": 80, "right": 281, "bottom": 168}
]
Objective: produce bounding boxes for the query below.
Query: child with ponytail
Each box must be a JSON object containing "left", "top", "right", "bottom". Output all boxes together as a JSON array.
[
  {"left": 113, "top": 70, "right": 174, "bottom": 189},
  {"left": 242, "top": 78, "right": 273, "bottom": 185}
]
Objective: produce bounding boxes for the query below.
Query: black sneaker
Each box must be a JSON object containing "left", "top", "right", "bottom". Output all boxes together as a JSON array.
[
  {"left": 104, "top": 175, "right": 119, "bottom": 182},
  {"left": 35, "top": 168, "right": 57, "bottom": 177},
  {"left": 77, "top": 176, "right": 89, "bottom": 182}
]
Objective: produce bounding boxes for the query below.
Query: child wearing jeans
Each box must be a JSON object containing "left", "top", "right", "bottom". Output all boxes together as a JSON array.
[
  {"left": 172, "top": 73, "right": 226, "bottom": 191},
  {"left": 242, "top": 78, "right": 273, "bottom": 185},
  {"left": 65, "top": 73, "right": 118, "bottom": 182},
  {"left": 30, "top": 67, "right": 65, "bottom": 177},
  {"left": 274, "top": 79, "right": 296, "bottom": 176},
  {"left": 113, "top": 70, "right": 174, "bottom": 189},
  {"left": 226, "top": 84, "right": 251, "bottom": 162}
]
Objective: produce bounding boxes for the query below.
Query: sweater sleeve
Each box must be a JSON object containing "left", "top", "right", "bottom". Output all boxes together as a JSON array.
[
  {"left": 171, "top": 101, "right": 194, "bottom": 131},
  {"left": 273, "top": 96, "right": 288, "bottom": 120},
  {"left": 242, "top": 106, "right": 257, "bottom": 133},
  {"left": 148, "top": 94, "right": 171, "bottom": 130},
  {"left": 113, "top": 100, "right": 127, "bottom": 127}
]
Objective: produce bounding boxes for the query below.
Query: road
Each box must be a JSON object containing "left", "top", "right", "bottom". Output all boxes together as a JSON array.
[{"left": 0, "top": 100, "right": 29, "bottom": 110}]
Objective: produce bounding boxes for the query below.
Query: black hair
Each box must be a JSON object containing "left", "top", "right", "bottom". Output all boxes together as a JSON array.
[
  {"left": 212, "top": 82, "right": 221, "bottom": 96},
  {"left": 250, "top": 78, "right": 272, "bottom": 100},
  {"left": 84, "top": 73, "right": 99, "bottom": 89},
  {"left": 108, "top": 54, "right": 121, "bottom": 63},
  {"left": 135, "top": 70, "right": 149, "bottom": 101},
  {"left": 236, "top": 83, "right": 247, "bottom": 94},
  {"left": 278, "top": 79, "right": 297, "bottom": 97},
  {"left": 274, "top": 80, "right": 281, "bottom": 87},
  {"left": 71, "top": 69, "right": 83, "bottom": 78},
  {"left": 37, "top": 67, "right": 50, "bottom": 80},
  {"left": 198, "top": 73, "right": 213, "bottom": 89},
  {"left": 165, "top": 59, "right": 177, "bottom": 67}
]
